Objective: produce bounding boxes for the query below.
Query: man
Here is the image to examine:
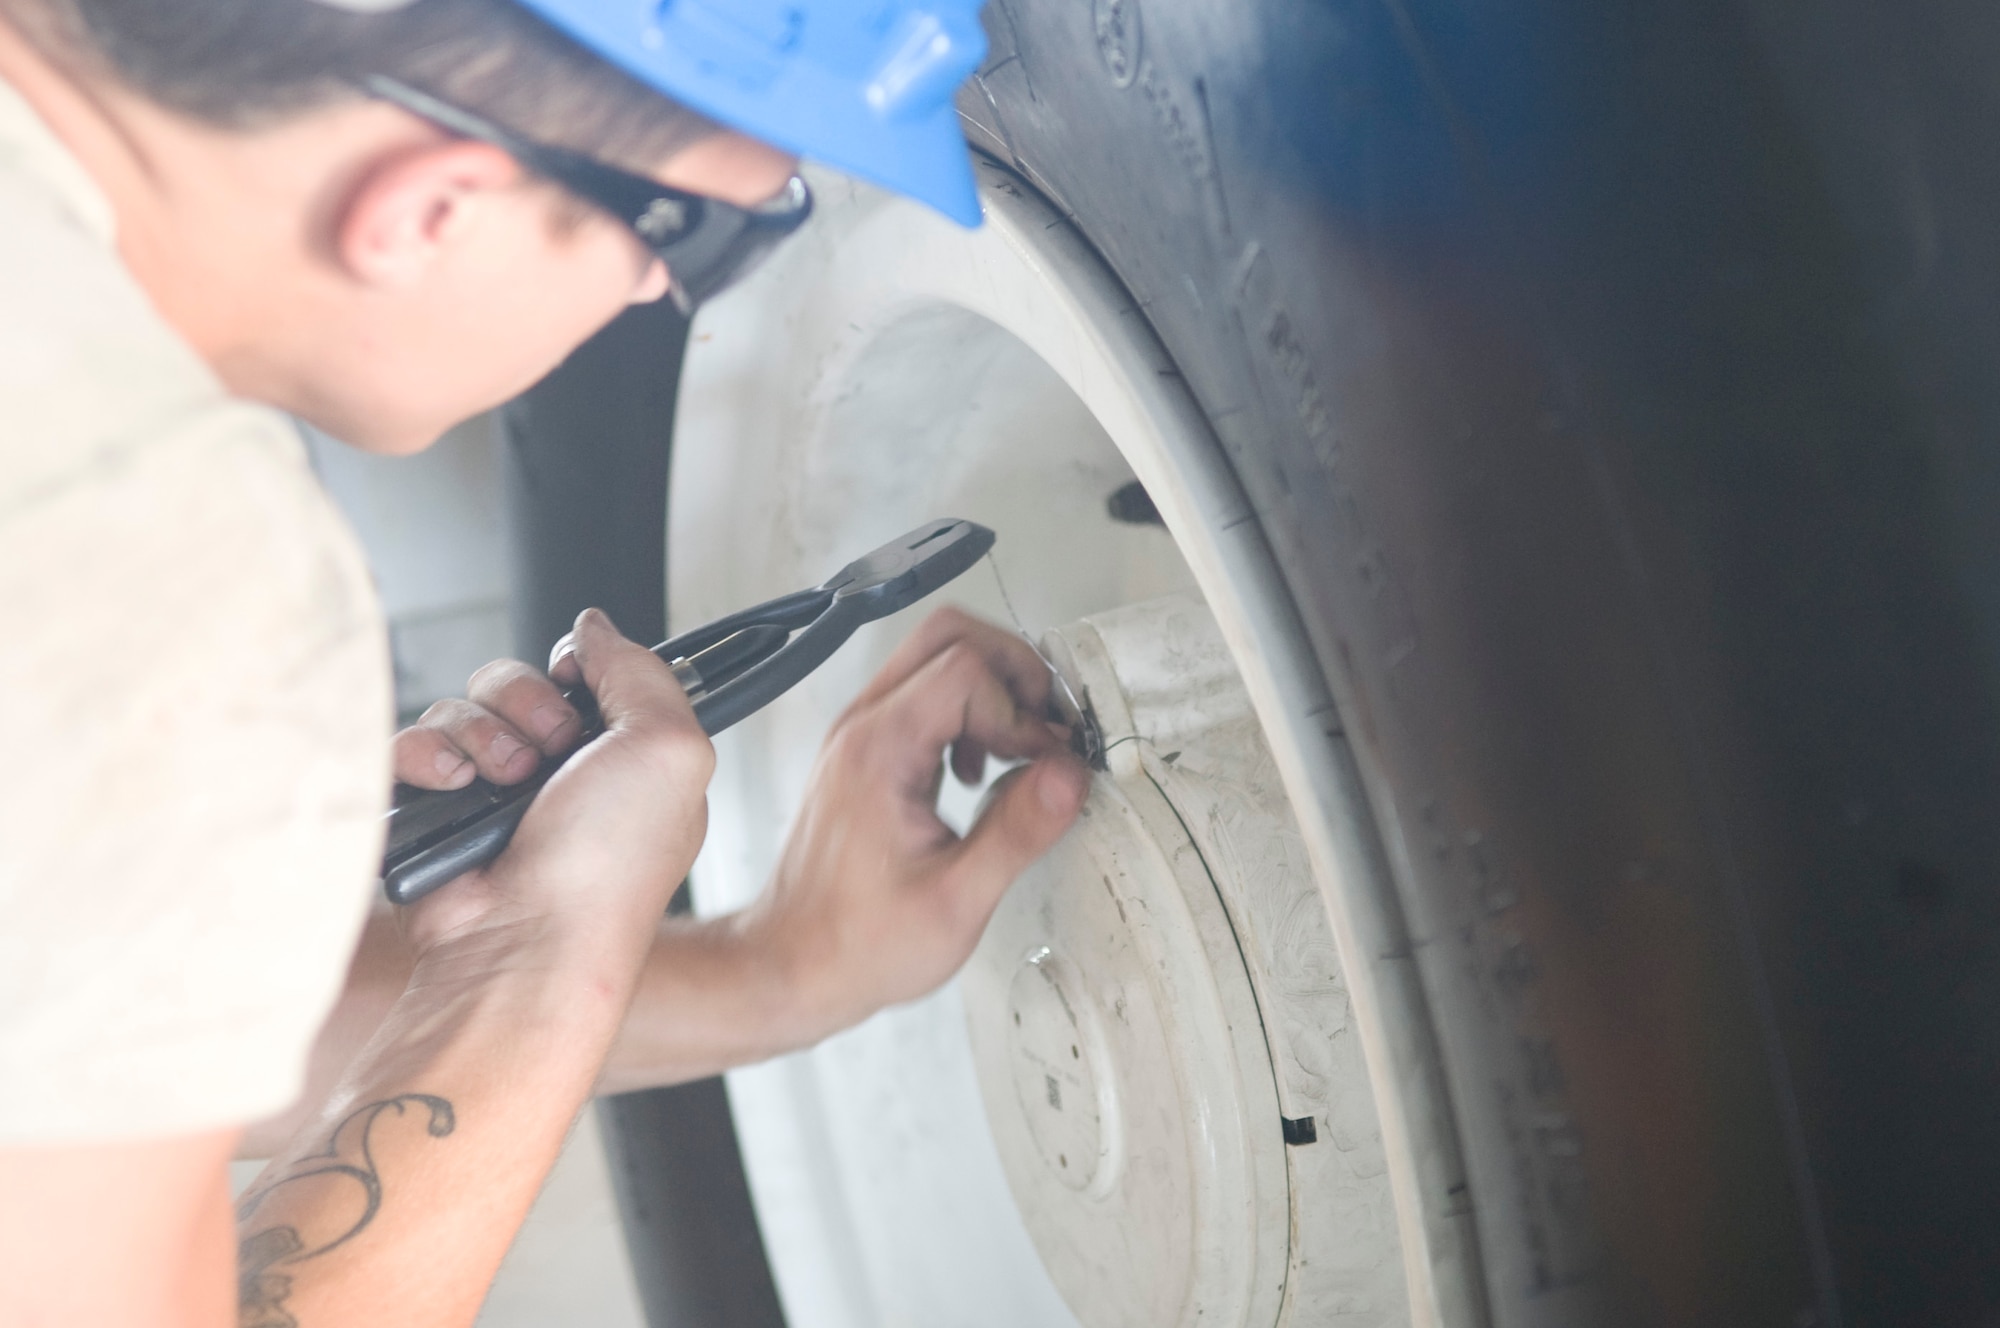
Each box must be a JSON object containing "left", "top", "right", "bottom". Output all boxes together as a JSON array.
[{"left": 0, "top": 0, "right": 1088, "bottom": 1323}]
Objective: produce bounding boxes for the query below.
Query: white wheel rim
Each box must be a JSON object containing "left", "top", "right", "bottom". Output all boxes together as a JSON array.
[{"left": 670, "top": 163, "right": 1482, "bottom": 1328}]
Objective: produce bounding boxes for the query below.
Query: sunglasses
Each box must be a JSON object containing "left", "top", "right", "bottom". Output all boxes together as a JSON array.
[{"left": 362, "top": 75, "right": 813, "bottom": 314}]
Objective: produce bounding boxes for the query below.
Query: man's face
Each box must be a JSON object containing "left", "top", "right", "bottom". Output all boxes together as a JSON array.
[{"left": 292, "top": 130, "right": 797, "bottom": 455}]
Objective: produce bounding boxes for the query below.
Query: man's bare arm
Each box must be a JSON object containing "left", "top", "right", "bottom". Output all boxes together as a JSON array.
[
  {"left": 232, "top": 937, "right": 654, "bottom": 1325},
  {"left": 229, "top": 612, "right": 712, "bottom": 1326}
]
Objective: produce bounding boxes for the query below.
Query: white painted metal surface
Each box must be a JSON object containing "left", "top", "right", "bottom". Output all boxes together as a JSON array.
[
  {"left": 970, "top": 595, "right": 1405, "bottom": 1325},
  {"left": 670, "top": 163, "right": 1480, "bottom": 1326}
]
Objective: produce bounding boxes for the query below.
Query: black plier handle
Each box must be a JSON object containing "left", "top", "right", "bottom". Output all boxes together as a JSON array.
[{"left": 380, "top": 517, "right": 996, "bottom": 904}]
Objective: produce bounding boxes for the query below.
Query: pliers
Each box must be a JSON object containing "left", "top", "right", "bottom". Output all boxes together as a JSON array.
[{"left": 381, "top": 518, "right": 996, "bottom": 903}]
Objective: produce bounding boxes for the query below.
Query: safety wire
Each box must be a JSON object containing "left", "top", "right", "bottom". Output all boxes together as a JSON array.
[{"left": 982, "top": 551, "right": 1107, "bottom": 768}]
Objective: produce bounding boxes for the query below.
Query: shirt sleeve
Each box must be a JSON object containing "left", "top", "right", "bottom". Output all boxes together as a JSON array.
[{"left": 0, "top": 404, "right": 392, "bottom": 1144}]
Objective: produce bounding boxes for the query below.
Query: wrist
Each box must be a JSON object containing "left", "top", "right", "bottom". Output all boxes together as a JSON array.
[
  {"left": 720, "top": 899, "right": 866, "bottom": 1053},
  {"left": 709, "top": 907, "right": 822, "bottom": 1052},
  {"left": 595, "top": 910, "right": 823, "bottom": 1093},
  {"left": 403, "top": 861, "right": 673, "bottom": 997},
  {"left": 401, "top": 913, "right": 637, "bottom": 1056}
]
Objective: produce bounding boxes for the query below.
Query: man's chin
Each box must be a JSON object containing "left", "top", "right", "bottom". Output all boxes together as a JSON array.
[{"left": 292, "top": 406, "right": 463, "bottom": 458}]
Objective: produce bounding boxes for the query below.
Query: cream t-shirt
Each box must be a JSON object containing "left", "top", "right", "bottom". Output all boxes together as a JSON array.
[{"left": 0, "top": 77, "right": 393, "bottom": 1143}]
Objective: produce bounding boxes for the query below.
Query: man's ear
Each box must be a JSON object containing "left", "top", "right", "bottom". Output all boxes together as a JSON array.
[{"left": 334, "top": 140, "right": 524, "bottom": 289}]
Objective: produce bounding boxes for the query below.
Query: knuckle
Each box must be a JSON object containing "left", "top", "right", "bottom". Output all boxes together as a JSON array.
[
  {"left": 928, "top": 604, "right": 976, "bottom": 634},
  {"left": 1002, "top": 632, "right": 1048, "bottom": 672},
  {"left": 472, "top": 664, "right": 546, "bottom": 709},
  {"left": 833, "top": 714, "right": 908, "bottom": 777},
  {"left": 467, "top": 657, "right": 527, "bottom": 690},
  {"left": 391, "top": 727, "right": 438, "bottom": 760},
  {"left": 433, "top": 699, "right": 497, "bottom": 739},
  {"left": 948, "top": 655, "right": 1006, "bottom": 709},
  {"left": 820, "top": 718, "right": 870, "bottom": 767},
  {"left": 497, "top": 670, "right": 558, "bottom": 711},
  {"left": 417, "top": 698, "right": 459, "bottom": 726},
  {"left": 443, "top": 701, "right": 493, "bottom": 734},
  {"left": 937, "top": 640, "right": 985, "bottom": 683}
]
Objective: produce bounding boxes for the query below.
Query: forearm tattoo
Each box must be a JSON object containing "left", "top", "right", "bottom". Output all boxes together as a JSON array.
[{"left": 234, "top": 1094, "right": 456, "bottom": 1328}]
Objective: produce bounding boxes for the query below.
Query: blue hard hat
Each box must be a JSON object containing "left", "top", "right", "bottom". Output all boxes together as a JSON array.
[{"left": 508, "top": 0, "right": 988, "bottom": 225}]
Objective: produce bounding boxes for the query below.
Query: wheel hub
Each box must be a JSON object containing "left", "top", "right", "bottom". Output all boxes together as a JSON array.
[
  {"left": 1003, "top": 950, "right": 1110, "bottom": 1195},
  {"left": 968, "top": 593, "right": 1278, "bottom": 1326},
  {"left": 967, "top": 592, "right": 1406, "bottom": 1327}
]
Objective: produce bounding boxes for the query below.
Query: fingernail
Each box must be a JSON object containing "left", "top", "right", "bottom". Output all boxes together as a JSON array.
[
  {"left": 491, "top": 731, "right": 528, "bottom": 767},
  {"left": 575, "top": 606, "right": 618, "bottom": 636},
  {"left": 1039, "top": 760, "right": 1086, "bottom": 813},
  {"left": 434, "top": 748, "right": 470, "bottom": 780}
]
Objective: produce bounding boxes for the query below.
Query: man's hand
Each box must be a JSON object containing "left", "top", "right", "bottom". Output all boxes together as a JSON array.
[
  {"left": 740, "top": 607, "right": 1089, "bottom": 1044},
  {"left": 390, "top": 608, "right": 712, "bottom": 971}
]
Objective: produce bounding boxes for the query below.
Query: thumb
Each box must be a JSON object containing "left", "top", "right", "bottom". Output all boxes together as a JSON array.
[
  {"left": 568, "top": 608, "right": 695, "bottom": 733},
  {"left": 953, "top": 755, "right": 1089, "bottom": 910}
]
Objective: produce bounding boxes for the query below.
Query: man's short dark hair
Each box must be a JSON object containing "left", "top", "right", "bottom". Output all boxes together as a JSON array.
[{"left": 6, "top": 0, "right": 719, "bottom": 174}]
